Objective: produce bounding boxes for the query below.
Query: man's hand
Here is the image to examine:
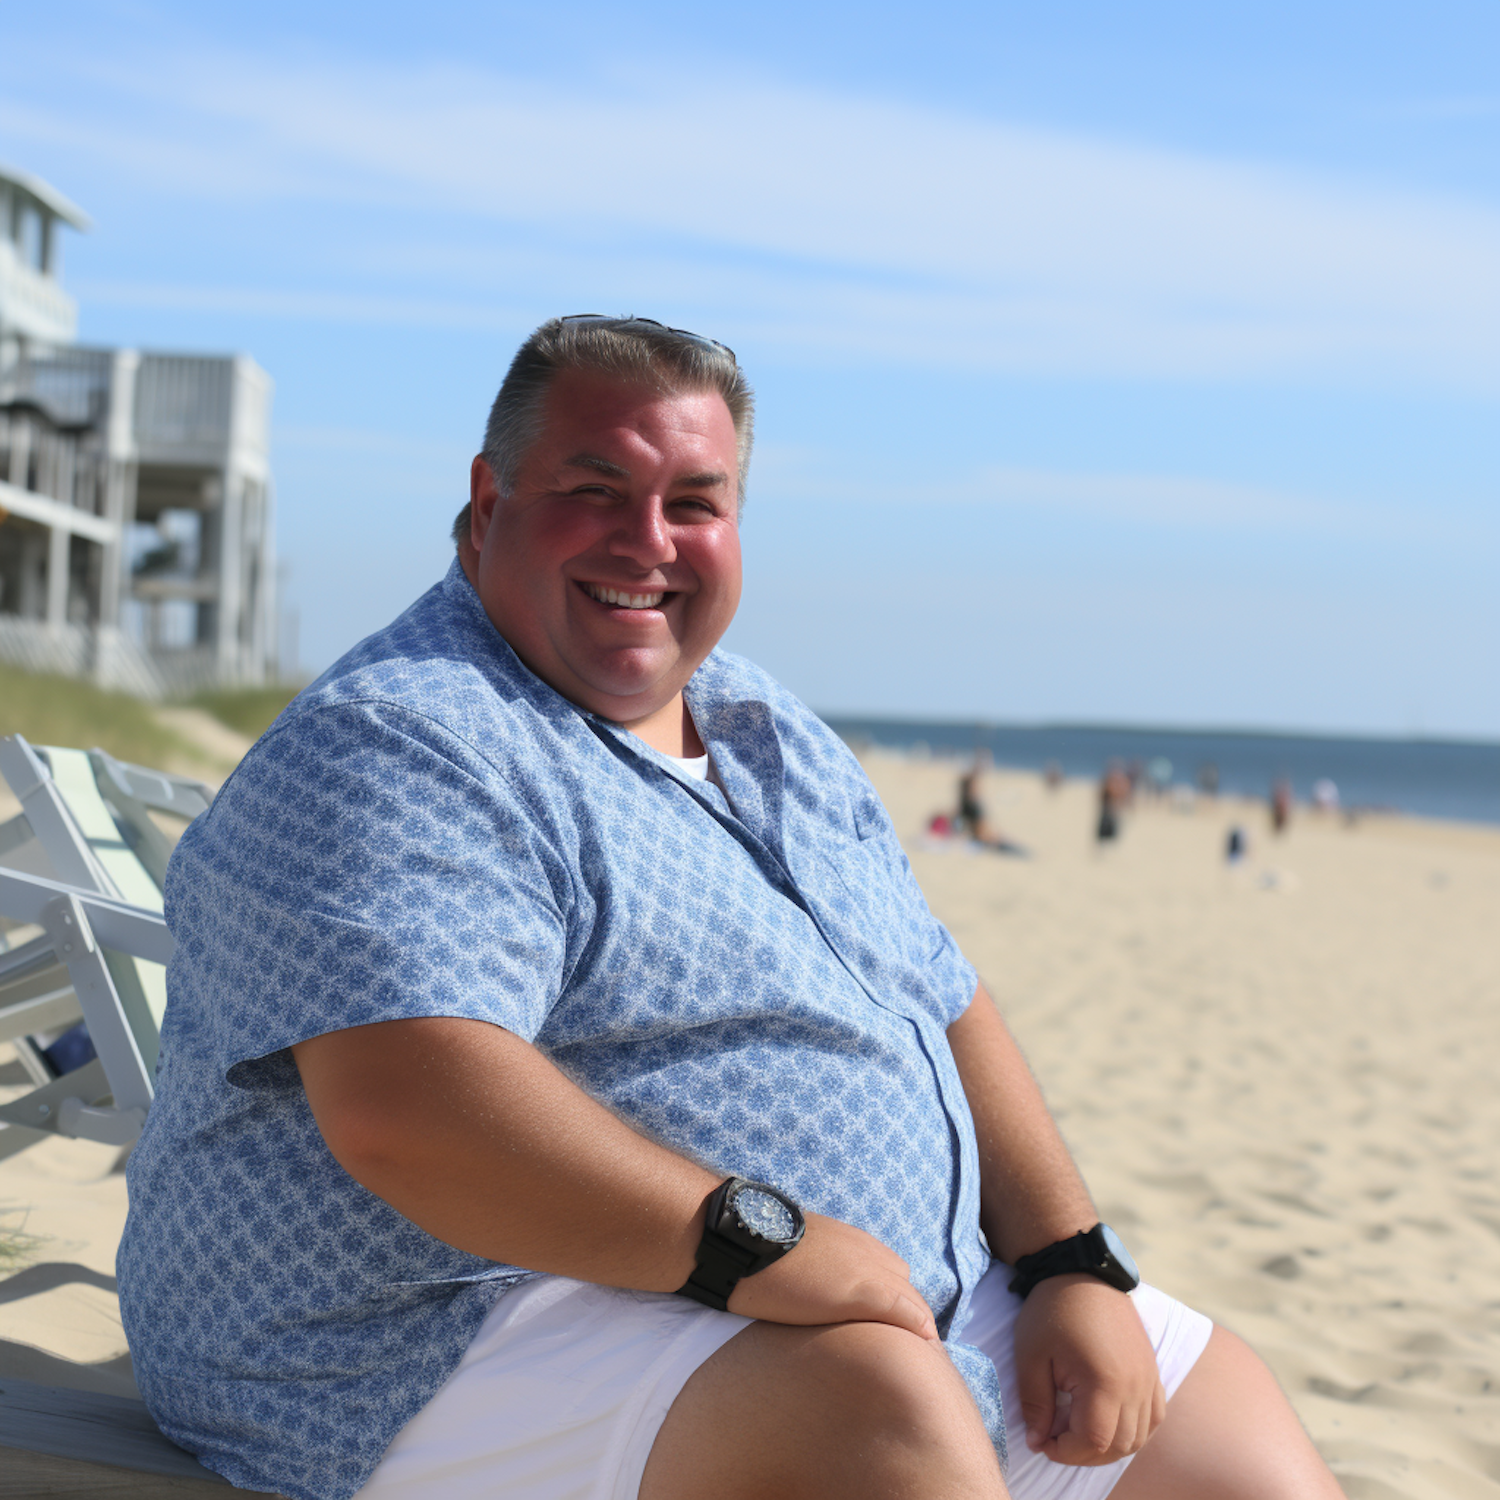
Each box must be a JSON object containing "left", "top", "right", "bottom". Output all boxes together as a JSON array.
[
  {"left": 946, "top": 990, "right": 1165, "bottom": 1461},
  {"left": 1013, "top": 1275, "right": 1165, "bottom": 1465},
  {"left": 726, "top": 1212, "right": 940, "bottom": 1344}
]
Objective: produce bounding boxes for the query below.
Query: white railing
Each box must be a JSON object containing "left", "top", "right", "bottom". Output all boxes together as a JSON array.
[
  {"left": 0, "top": 618, "right": 167, "bottom": 699},
  {"left": 0, "top": 617, "right": 267, "bottom": 698},
  {"left": 141, "top": 645, "right": 226, "bottom": 697},
  {"left": 0, "top": 345, "right": 112, "bottom": 426},
  {"left": 0, "top": 242, "right": 78, "bottom": 346},
  {"left": 0, "top": 407, "right": 109, "bottom": 516},
  {"left": 134, "top": 354, "right": 234, "bottom": 449}
]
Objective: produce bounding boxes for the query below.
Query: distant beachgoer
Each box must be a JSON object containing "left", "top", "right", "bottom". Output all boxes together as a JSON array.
[
  {"left": 1270, "top": 777, "right": 1292, "bottom": 834},
  {"left": 955, "top": 754, "right": 1030, "bottom": 857},
  {"left": 1225, "top": 825, "right": 1247, "bottom": 864},
  {"left": 1313, "top": 778, "right": 1339, "bottom": 813},
  {"left": 1043, "top": 759, "right": 1063, "bottom": 792},
  {"left": 1097, "top": 761, "right": 1129, "bottom": 843},
  {"left": 957, "top": 759, "right": 987, "bottom": 837}
]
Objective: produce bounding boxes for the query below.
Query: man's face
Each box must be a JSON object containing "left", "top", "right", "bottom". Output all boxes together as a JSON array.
[{"left": 466, "top": 368, "right": 742, "bottom": 733}]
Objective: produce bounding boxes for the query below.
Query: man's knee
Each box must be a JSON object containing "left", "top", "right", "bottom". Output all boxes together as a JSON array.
[
  {"left": 644, "top": 1320, "right": 1006, "bottom": 1500},
  {"left": 788, "top": 1322, "right": 972, "bottom": 1448}
]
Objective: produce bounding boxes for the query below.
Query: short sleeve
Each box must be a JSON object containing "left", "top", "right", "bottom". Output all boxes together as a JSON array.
[
  {"left": 162, "top": 701, "right": 575, "bottom": 1087},
  {"left": 928, "top": 919, "right": 980, "bottom": 1025}
]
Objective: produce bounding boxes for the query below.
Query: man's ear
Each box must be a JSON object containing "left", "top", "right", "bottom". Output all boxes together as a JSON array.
[{"left": 469, "top": 456, "right": 501, "bottom": 553}]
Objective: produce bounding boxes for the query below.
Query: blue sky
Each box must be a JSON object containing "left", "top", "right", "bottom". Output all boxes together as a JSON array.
[{"left": 5, "top": 1, "right": 1497, "bottom": 737}]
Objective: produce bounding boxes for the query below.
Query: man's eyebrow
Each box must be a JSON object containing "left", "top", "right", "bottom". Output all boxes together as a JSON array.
[
  {"left": 562, "top": 452, "right": 630, "bottom": 480},
  {"left": 562, "top": 454, "right": 730, "bottom": 490}
]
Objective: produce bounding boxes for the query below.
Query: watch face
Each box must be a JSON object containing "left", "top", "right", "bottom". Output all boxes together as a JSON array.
[
  {"left": 732, "top": 1187, "right": 799, "bottom": 1244},
  {"left": 1100, "top": 1224, "right": 1140, "bottom": 1284}
]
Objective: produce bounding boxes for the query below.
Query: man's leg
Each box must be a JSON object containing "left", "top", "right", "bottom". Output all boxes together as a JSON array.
[
  {"left": 1108, "top": 1326, "right": 1344, "bottom": 1500},
  {"left": 640, "top": 1318, "right": 1010, "bottom": 1500}
]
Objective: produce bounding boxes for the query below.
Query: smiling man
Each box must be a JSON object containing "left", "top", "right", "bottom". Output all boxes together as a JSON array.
[{"left": 118, "top": 317, "right": 1341, "bottom": 1500}]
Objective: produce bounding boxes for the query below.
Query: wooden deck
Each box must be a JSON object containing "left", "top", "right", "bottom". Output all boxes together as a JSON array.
[{"left": 0, "top": 1378, "right": 284, "bottom": 1497}]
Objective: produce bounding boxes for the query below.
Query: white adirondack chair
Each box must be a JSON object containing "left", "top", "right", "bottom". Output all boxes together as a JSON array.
[{"left": 0, "top": 734, "right": 208, "bottom": 1160}]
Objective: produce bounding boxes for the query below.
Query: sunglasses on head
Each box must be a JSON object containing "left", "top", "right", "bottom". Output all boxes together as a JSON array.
[{"left": 558, "top": 314, "right": 736, "bottom": 366}]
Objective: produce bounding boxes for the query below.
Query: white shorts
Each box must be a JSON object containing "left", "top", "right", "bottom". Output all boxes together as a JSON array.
[{"left": 354, "top": 1264, "right": 1213, "bottom": 1500}]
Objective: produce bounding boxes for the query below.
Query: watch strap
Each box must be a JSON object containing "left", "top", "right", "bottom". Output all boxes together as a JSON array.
[
  {"left": 1007, "top": 1224, "right": 1135, "bottom": 1299},
  {"left": 676, "top": 1226, "right": 761, "bottom": 1311}
]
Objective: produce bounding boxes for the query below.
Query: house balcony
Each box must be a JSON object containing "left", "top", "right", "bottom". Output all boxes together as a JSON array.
[{"left": 0, "top": 240, "right": 78, "bottom": 349}]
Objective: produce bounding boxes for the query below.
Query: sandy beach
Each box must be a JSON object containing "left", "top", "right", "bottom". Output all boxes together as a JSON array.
[
  {"left": 883, "top": 755, "right": 1500, "bottom": 1500},
  {"left": 3, "top": 752, "right": 1499, "bottom": 1497}
]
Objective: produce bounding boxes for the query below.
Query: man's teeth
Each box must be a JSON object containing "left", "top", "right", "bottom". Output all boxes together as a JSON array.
[{"left": 584, "top": 584, "right": 664, "bottom": 609}]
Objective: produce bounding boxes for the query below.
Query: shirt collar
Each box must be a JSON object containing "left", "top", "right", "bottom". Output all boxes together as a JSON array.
[{"left": 438, "top": 559, "right": 591, "bottom": 730}]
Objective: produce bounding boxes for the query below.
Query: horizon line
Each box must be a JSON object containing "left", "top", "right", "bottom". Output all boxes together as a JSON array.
[{"left": 814, "top": 712, "right": 1500, "bottom": 751}]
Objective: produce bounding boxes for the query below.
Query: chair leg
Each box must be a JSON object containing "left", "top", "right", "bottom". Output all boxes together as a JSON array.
[{"left": 10, "top": 1034, "right": 55, "bottom": 1087}]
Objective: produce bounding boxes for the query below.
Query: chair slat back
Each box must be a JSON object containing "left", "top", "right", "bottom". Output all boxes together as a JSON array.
[
  {"left": 44, "top": 749, "right": 165, "bottom": 912},
  {"left": 0, "top": 869, "right": 169, "bottom": 1146},
  {"left": 37, "top": 747, "right": 169, "bottom": 1061},
  {"left": 0, "top": 734, "right": 202, "bottom": 1152}
]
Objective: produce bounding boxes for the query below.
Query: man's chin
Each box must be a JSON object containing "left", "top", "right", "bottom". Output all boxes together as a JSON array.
[{"left": 566, "top": 668, "right": 689, "bottom": 728}]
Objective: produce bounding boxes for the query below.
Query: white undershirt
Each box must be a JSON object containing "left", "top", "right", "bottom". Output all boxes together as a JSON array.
[{"left": 664, "top": 752, "right": 711, "bottom": 782}]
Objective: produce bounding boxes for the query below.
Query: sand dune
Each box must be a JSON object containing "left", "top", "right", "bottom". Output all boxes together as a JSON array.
[{"left": 3, "top": 751, "right": 1498, "bottom": 1496}]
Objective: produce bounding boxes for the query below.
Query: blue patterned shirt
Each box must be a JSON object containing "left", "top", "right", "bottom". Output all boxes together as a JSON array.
[{"left": 118, "top": 561, "right": 1002, "bottom": 1499}]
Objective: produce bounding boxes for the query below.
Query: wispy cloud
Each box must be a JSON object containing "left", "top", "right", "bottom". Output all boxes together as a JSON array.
[
  {"left": 7, "top": 41, "right": 1500, "bottom": 389},
  {"left": 1400, "top": 96, "right": 1500, "bottom": 120},
  {"left": 749, "top": 444, "right": 1479, "bottom": 543},
  {"left": 273, "top": 425, "right": 472, "bottom": 461},
  {"left": 73, "top": 279, "right": 533, "bottom": 332}
]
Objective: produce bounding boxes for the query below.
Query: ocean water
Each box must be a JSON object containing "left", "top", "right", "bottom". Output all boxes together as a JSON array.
[{"left": 820, "top": 717, "right": 1500, "bottom": 828}]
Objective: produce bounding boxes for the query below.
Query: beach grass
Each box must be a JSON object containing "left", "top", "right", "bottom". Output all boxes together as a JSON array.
[
  {"left": 186, "top": 684, "right": 303, "bottom": 742},
  {"left": 0, "top": 1215, "right": 39, "bottom": 1272},
  {"left": 0, "top": 660, "right": 197, "bottom": 767},
  {"left": 0, "top": 662, "right": 304, "bottom": 770}
]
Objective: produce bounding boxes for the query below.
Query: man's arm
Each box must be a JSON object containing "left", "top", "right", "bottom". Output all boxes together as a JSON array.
[
  {"left": 947, "top": 984, "right": 1166, "bottom": 1465},
  {"left": 292, "top": 1016, "right": 938, "bottom": 1340}
]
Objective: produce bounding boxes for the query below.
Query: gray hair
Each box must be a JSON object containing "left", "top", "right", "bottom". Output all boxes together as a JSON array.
[{"left": 452, "top": 315, "right": 755, "bottom": 548}]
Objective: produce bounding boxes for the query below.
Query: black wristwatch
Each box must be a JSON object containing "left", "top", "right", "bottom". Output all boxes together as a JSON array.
[
  {"left": 1007, "top": 1223, "right": 1140, "bottom": 1299},
  {"left": 676, "top": 1177, "right": 806, "bottom": 1311}
]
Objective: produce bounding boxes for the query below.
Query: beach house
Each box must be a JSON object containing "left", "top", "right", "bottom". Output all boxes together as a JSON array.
[{"left": 0, "top": 163, "right": 277, "bottom": 696}]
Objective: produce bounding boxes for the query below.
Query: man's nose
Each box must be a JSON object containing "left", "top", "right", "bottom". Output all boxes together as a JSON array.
[{"left": 608, "top": 497, "right": 676, "bottom": 567}]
